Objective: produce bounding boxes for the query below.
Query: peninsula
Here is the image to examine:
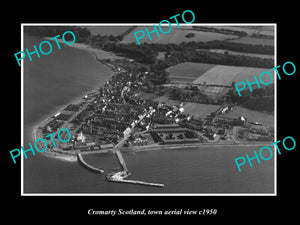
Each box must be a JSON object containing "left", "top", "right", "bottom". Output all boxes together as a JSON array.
[{"left": 30, "top": 25, "right": 275, "bottom": 186}]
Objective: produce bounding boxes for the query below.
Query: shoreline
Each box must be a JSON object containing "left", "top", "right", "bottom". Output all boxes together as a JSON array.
[
  {"left": 30, "top": 38, "right": 123, "bottom": 162},
  {"left": 31, "top": 91, "right": 271, "bottom": 162},
  {"left": 31, "top": 38, "right": 272, "bottom": 162},
  {"left": 33, "top": 115, "right": 271, "bottom": 161},
  {"left": 129, "top": 141, "right": 270, "bottom": 153},
  {"left": 32, "top": 121, "right": 77, "bottom": 162}
]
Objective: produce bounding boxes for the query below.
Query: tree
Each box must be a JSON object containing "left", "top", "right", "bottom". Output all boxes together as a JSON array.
[
  {"left": 252, "top": 87, "right": 267, "bottom": 97},
  {"left": 167, "top": 133, "right": 174, "bottom": 139},
  {"left": 177, "top": 133, "right": 184, "bottom": 139}
]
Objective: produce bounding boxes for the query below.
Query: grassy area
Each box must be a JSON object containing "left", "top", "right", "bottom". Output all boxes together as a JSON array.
[
  {"left": 219, "top": 106, "right": 274, "bottom": 128},
  {"left": 121, "top": 26, "right": 239, "bottom": 44},
  {"left": 208, "top": 49, "right": 274, "bottom": 60},
  {"left": 192, "top": 65, "right": 273, "bottom": 86},
  {"left": 208, "top": 26, "right": 257, "bottom": 35},
  {"left": 138, "top": 91, "right": 161, "bottom": 101},
  {"left": 242, "top": 96, "right": 274, "bottom": 113},
  {"left": 229, "top": 36, "right": 274, "bottom": 46},
  {"left": 171, "top": 77, "right": 197, "bottom": 83},
  {"left": 144, "top": 93, "right": 220, "bottom": 118},
  {"left": 85, "top": 26, "right": 131, "bottom": 36},
  {"left": 182, "top": 102, "right": 220, "bottom": 118},
  {"left": 167, "top": 62, "right": 215, "bottom": 82},
  {"left": 208, "top": 25, "right": 274, "bottom": 36},
  {"left": 153, "top": 95, "right": 183, "bottom": 105},
  {"left": 167, "top": 62, "right": 273, "bottom": 86}
]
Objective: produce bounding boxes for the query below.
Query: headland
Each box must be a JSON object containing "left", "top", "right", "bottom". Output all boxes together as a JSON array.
[{"left": 33, "top": 34, "right": 274, "bottom": 186}]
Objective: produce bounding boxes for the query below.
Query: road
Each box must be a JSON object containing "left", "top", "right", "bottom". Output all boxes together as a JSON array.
[
  {"left": 112, "top": 109, "right": 151, "bottom": 172},
  {"left": 113, "top": 109, "right": 151, "bottom": 151}
]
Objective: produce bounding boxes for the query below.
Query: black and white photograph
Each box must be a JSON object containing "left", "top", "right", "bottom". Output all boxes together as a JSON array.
[
  {"left": 22, "top": 24, "right": 276, "bottom": 195},
  {"left": 4, "top": 5, "right": 298, "bottom": 222}
]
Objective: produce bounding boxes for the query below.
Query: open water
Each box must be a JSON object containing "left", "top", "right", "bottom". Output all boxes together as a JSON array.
[{"left": 23, "top": 34, "right": 274, "bottom": 194}]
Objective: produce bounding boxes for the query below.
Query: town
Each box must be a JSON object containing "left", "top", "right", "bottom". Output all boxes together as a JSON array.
[
  {"left": 28, "top": 25, "right": 275, "bottom": 187},
  {"left": 35, "top": 58, "right": 274, "bottom": 157}
]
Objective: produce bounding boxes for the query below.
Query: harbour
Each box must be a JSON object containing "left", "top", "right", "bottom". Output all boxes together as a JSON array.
[
  {"left": 75, "top": 107, "right": 165, "bottom": 187},
  {"left": 106, "top": 108, "right": 165, "bottom": 187},
  {"left": 23, "top": 33, "right": 274, "bottom": 194},
  {"left": 77, "top": 153, "right": 104, "bottom": 173},
  {"left": 106, "top": 171, "right": 164, "bottom": 187}
]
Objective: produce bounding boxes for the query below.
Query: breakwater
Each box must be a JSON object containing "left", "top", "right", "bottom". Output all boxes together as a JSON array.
[
  {"left": 77, "top": 153, "right": 104, "bottom": 173},
  {"left": 108, "top": 177, "right": 165, "bottom": 187}
]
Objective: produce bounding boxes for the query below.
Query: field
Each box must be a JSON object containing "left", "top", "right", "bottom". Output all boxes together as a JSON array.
[
  {"left": 208, "top": 49, "right": 274, "bottom": 60},
  {"left": 150, "top": 95, "right": 220, "bottom": 118},
  {"left": 255, "top": 26, "right": 275, "bottom": 36},
  {"left": 229, "top": 36, "right": 274, "bottom": 46},
  {"left": 182, "top": 102, "right": 220, "bottom": 118},
  {"left": 138, "top": 91, "right": 160, "bottom": 101},
  {"left": 218, "top": 106, "right": 274, "bottom": 128},
  {"left": 121, "top": 26, "right": 239, "bottom": 44},
  {"left": 85, "top": 26, "right": 131, "bottom": 36},
  {"left": 207, "top": 26, "right": 257, "bottom": 35},
  {"left": 168, "top": 62, "right": 215, "bottom": 77},
  {"left": 85, "top": 25, "right": 274, "bottom": 47},
  {"left": 208, "top": 26, "right": 274, "bottom": 36},
  {"left": 153, "top": 95, "right": 184, "bottom": 105},
  {"left": 86, "top": 25, "right": 274, "bottom": 38},
  {"left": 167, "top": 62, "right": 273, "bottom": 87},
  {"left": 167, "top": 62, "right": 216, "bottom": 83},
  {"left": 192, "top": 65, "right": 273, "bottom": 86},
  {"left": 169, "top": 77, "right": 196, "bottom": 83}
]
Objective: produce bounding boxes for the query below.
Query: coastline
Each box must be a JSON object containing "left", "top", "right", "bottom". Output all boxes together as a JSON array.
[
  {"left": 32, "top": 122, "right": 77, "bottom": 162},
  {"left": 30, "top": 84, "right": 106, "bottom": 162},
  {"left": 130, "top": 141, "right": 270, "bottom": 153},
  {"left": 31, "top": 38, "right": 273, "bottom": 162},
  {"left": 31, "top": 38, "right": 122, "bottom": 162}
]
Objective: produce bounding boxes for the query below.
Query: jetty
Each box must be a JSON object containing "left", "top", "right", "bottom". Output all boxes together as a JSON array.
[
  {"left": 77, "top": 153, "right": 104, "bottom": 173},
  {"left": 115, "top": 150, "right": 129, "bottom": 172},
  {"left": 116, "top": 179, "right": 164, "bottom": 187},
  {"left": 104, "top": 108, "right": 165, "bottom": 187},
  {"left": 106, "top": 171, "right": 164, "bottom": 187}
]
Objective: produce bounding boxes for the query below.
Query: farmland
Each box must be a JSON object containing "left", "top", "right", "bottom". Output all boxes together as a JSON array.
[
  {"left": 149, "top": 95, "right": 222, "bottom": 118},
  {"left": 255, "top": 26, "right": 274, "bottom": 36},
  {"left": 121, "top": 26, "right": 239, "bottom": 44},
  {"left": 167, "top": 62, "right": 215, "bottom": 78},
  {"left": 206, "top": 26, "right": 274, "bottom": 37},
  {"left": 192, "top": 65, "right": 273, "bottom": 86},
  {"left": 182, "top": 102, "right": 220, "bottom": 118},
  {"left": 167, "top": 62, "right": 273, "bottom": 87},
  {"left": 229, "top": 36, "right": 274, "bottom": 46},
  {"left": 206, "top": 49, "right": 274, "bottom": 60},
  {"left": 90, "top": 25, "right": 275, "bottom": 115},
  {"left": 167, "top": 62, "right": 216, "bottom": 82},
  {"left": 132, "top": 25, "right": 276, "bottom": 128},
  {"left": 85, "top": 26, "right": 131, "bottom": 36},
  {"left": 217, "top": 106, "right": 274, "bottom": 128}
]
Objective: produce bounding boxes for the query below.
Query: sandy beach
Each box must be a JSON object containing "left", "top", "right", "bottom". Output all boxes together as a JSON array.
[{"left": 32, "top": 114, "right": 77, "bottom": 162}]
